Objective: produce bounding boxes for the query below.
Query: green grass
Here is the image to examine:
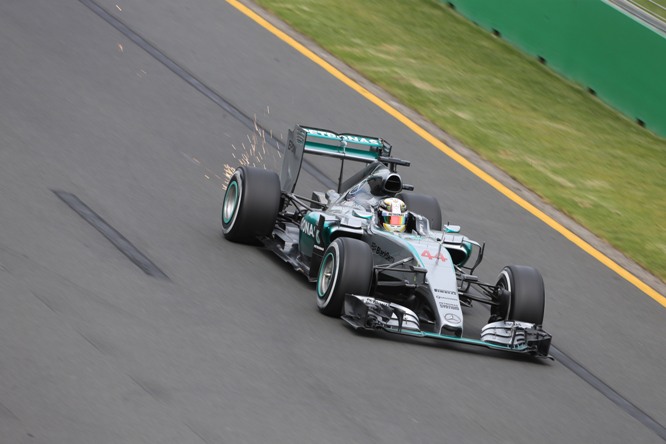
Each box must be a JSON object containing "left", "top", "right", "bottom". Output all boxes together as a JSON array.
[
  {"left": 632, "top": 0, "right": 666, "bottom": 20},
  {"left": 253, "top": 0, "right": 666, "bottom": 282}
]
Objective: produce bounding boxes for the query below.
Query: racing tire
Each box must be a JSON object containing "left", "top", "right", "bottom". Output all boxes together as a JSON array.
[
  {"left": 492, "top": 265, "right": 545, "bottom": 325},
  {"left": 222, "top": 166, "right": 281, "bottom": 243},
  {"left": 316, "top": 237, "right": 373, "bottom": 317},
  {"left": 397, "top": 193, "right": 442, "bottom": 231}
]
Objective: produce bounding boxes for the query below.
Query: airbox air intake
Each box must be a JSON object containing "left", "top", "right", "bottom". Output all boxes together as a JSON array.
[{"left": 383, "top": 173, "right": 403, "bottom": 194}]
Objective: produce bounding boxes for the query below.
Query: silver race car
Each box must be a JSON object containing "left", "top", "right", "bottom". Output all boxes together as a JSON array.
[{"left": 222, "top": 125, "right": 552, "bottom": 357}]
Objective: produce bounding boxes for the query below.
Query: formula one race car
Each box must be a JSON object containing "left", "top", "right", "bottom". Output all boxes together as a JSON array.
[{"left": 222, "top": 125, "right": 552, "bottom": 357}]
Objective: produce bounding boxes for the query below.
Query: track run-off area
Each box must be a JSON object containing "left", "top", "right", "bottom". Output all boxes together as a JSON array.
[{"left": 0, "top": 1, "right": 664, "bottom": 443}]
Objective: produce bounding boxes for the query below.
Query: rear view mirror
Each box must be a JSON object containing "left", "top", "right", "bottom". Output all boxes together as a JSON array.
[{"left": 444, "top": 224, "right": 461, "bottom": 233}]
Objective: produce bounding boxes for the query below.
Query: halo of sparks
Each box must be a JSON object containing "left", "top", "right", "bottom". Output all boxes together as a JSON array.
[{"left": 222, "top": 115, "right": 281, "bottom": 190}]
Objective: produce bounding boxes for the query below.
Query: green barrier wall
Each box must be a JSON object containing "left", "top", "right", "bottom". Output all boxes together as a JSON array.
[{"left": 446, "top": 0, "right": 666, "bottom": 136}]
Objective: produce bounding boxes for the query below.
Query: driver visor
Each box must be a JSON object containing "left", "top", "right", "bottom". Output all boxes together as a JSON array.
[{"left": 387, "top": 214, "right": 405, "bottom": 225}]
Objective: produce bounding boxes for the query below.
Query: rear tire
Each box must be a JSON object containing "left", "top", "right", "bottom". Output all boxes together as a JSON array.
[
  {"left": 222, "top": 166, "right": 281, "bottom": 243},
  {"left": 492, "top": 265, "right": 545, "bottom": 325},
  {"left": 397, "top": 193, "right": 442, "bottom": 231},
  {"left": 316, "top": 238, "right": 373, "bottom": 317}
]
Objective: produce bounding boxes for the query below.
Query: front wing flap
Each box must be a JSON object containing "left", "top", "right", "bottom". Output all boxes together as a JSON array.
[{"left": 342, "top": 294, "right": 552, "bottom": 358}]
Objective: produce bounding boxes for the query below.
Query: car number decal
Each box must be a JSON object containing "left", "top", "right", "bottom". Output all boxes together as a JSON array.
[{"left": 421, "top": 249, "right": 447, "bottom": 261}]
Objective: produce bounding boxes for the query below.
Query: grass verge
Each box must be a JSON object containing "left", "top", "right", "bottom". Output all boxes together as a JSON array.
[
  {"left": 253, "top": 0, "right": 666, "bottom": 282},
  {"left": 632, "top": 0, "right": 666, "bottom": 19}
]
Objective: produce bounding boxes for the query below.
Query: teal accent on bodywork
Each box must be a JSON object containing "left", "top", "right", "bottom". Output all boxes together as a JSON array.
[
  {"left": 304, "top": 141, "right": 380, "bottom": 162},
  {"left": 299, "top": 127, "right": 385, "bottom": 162},
  {"left": 299, "top": 212, "right": 334, "bottom": 258},
  {"left": 299, "top": 212, "right": 320, "bottom": 256},
  {"left": 303, "top": 129, "right": 383, "bottom": 148},
  {"left": 462, "top": 241, "right": 472, "bottom": 261},
  {"left": 352, "top": 209, "right": 373, "bottom": 219},
  {"left": 385, "top": 328, "right": 529, "bottom": 352}
]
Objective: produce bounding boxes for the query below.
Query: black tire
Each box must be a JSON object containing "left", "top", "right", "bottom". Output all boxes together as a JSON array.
[
  {"left": 397, "top": 193, "right": 442, "bottom": 231},
  {"left": 492, "top": 265, "right": 545, "bottom": 325},
  {"left": 222, "top": 166, "right": 281, "bottom": 243},
  {"left": 316, "top": 238, "right": 373, "bottom": 317}
]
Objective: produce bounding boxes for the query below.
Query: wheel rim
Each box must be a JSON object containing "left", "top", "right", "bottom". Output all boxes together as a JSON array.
[
  {"left": 497, "top": 270, "right": 512, "bottom": 319},
  {"left": 222, "top": 180, "right": 239, "bottom": 225},
  {"left": 317, "top": 252, "right": 335, "bottom": 299},
  {"left": 498, "top": 272, "right": 512, "bottom": 293}
]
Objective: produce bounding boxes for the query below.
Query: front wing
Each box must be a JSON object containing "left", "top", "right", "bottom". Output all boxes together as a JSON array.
[{"left": 342, "top": 294, "right": 552, "bottom": 358}]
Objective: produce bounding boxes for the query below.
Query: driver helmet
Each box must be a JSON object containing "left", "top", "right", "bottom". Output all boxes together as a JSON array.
[{"left": 378, "top": 198, "right": 407, "bottom": 232}]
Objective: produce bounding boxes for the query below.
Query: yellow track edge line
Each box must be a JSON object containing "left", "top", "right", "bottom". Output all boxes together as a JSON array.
[{"left": 227, "top": 0, "right": 666, "bottom": 307}]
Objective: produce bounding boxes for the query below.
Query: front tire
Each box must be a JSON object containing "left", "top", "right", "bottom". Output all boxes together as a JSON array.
[
  {"left": 316, "top": 238, "right": 373, "bottom": 317},
  {"left": 492, "top": 265, "right": 545, "bottom": 325},
  {"left": 222, "top": 166, "right": 281, "bottom": 243}
]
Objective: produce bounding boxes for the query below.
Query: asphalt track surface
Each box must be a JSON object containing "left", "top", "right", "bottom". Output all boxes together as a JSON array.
[{"left": 0, "top": 0, "right": 664, "bottom": 443}]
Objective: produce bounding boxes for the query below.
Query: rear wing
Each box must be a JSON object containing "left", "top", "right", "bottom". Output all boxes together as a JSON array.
[{"left": 280, "top": 125, "right": 409, "bottom": 193}]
